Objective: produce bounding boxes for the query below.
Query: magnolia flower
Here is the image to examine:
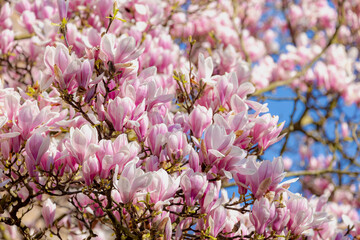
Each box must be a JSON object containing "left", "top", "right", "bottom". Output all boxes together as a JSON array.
[
  {"left": 106, "top": 96, "right": 136, "bottom": 131},
  {"left": 200, "top": 124, "right": 235, "bottom": 167},
  {"left": 25, "top": 133, "right": 50, "bottom": 165},
  {"left": 251, "top": 113, "right": 285, "bottom": 151},
  {"left": 44, "top": 43, "right": 81, "bottom": 90},
  {"left": 57, "top": 0, "right": 69, "bottom": 21},
  {"left": 166, "top": 130, "right": 189, "bottom": 159},
  {"left": 188, "top": 105, "right": 213, "bottom": 138},
  {"left": 113, "top": 160, "right": 152, "bottom": 203},
  {"left": 286, "top": 193, "right": 331, "bottom": 236},
  {"left": 147, "top": 124, "right": 168, "bottom": 155},
  {"left": 207, "top": 205, "right": 227, "bottom": 237},
  {"left": 82, "top": 156, "right": 100, "bottom": 186},
  {"left": 180, "top": 169, "right": 208, "bottom": 206},
  {"left": 42, "top": 198, "right": 56, "bottom": 227},
  {"left": 197, "top": 53, "right": 216, "bottom": 85},
  {"left": 99, "top": 34, "right": 144, "bottom": 68},
  {"left": 247, "top": 157, "right": 285, "bottom": 199},
  {"left": 75, "top": 59, "right": 94, "bottom": 90},
  {"left": 65, "top": 124, "right": 100, "bottom": 164},
  {"left": 250, "top": 197, "right": 276, "bottom": 234},
  {"left": 0, "top": 29, "right": 14, "bottom": 55},
  {"left": 146, "top": 168, "right": 180, "bottom": 209}
]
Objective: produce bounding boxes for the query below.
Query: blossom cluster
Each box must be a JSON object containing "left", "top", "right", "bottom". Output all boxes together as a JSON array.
[
  {"left": 171, "top": 0, "right": 360, "bottom": 104},
  {"left": 0, "top": 0, "right": 359, "bottom": 239}
]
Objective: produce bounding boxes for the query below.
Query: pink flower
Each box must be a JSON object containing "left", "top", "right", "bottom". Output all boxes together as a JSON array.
[
  {"left": 113, "top": 160, "right": 152, "bottom": 203},
  {"left": 20, "top": 10, "right": 36, "bottom": 33},
  {"left": 272, "top": 205, "right": 290, "bottom": 233},
  {"left": 188, "top": 105, "right": 212, "bottom": 138},
  {"left": 188, "top": 147, "right": 200, "bottom": 172},
  {"left": 42, "top": 198, "right": 56, "bottom": 227},
  {"left": 166, "top": 130, "right": 189, "bottom": 160},
  {"left": 200, "top": 181, "right": 221, "bottom": 213},
  {"left": 16, "top": 101, "right": 47, "bottom": 138},
  {"left": 146, "top": 169, "right": 180, "bottom": 209},
  {"left": 25, "top": 133, "right": 50, "bottom": 165},
  {"left": 0, "top": 116, "right": 20, "bottom": 158},
  {"left": 0, "top": 3, "right": 12, "bottom": 29},
  {"left": 197, "top": 53, "right": 215, "bottom": 85},
  {"left": 147, "top": 124, "right": 168, "bottom": 155},
  {"left": 151, "top": 212, "right": 173, "bottom": 240},
  {"left": 286, "top": 193, "right": 330, "bottom": 236},
  {"left": 288, "top": 5, "right": 303, "bottom": 24},
  {"left": 3, "top": 94, "right": 20, "bottom": 121},
  {"left": 233, "top": 171, "right": 248, "bottom": 195},
  {"left": 207, "top": 205, "right": 227, "bottom": 237},
  {"left": 0, "top": 29, "right": 14, "bottom": 55},
  {"left": 106, "top": 97, "right": 136, "bottom": 131},
  {"left": 251, "top": 113, "right": 285, "bottom": 151},
  {"left": 283, "top": 157, "right": 293, "bottom": 170},
  {"left": 180, "top": 169, "right": 208, "bottom": 206},
  {"left": 44, "top": 43, "right": 81, "bottom": 90},
  {"left": 214, "top": 146, "right": 249, "bottom": 178},
  {"left": 249, "top": 197, "right": 276, "bottom": 235},
  {"left": 95, "top": 0, "right": 113, "bottom": 18},
  {"left": 201, "top": 124, "right": 235, "bottom": 166},
  {"left": 82, "top": 156, "right": 100, "bottom": 185},
  {"left": 99, "top": 142, "right": 139, "bottom": 179},
  {"left": 76, "top": 59, "right": 94, "bottom": 90},
  {"left": 65, "top": 124, "right": 99, "bottom": 164},
  {"left": 57, "top": 0, "right": 69, "bottom": 21},
  {"left": 214, "top": 111, "right": 252, "bottom": 149},
  {"left": 99, "top": 34, "right": 144, "bottom": 69},
  {"left": 247, "top": 157, "right": 285, "bottom": 199},
  {"left": 341, "top": 122, "right": 350, "bottom": 138},
  {"left": 143, "top": 80, "right": 173, "bottom": 111}
]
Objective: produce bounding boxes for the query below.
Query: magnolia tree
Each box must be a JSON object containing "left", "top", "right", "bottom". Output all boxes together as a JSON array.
[{"left": 0, "top": 0, "right": 359, "bottom": 239}]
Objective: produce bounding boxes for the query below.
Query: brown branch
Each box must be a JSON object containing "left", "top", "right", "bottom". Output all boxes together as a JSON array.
[{"left": 285, "top": 169, "right": 360, "bottom": 178}]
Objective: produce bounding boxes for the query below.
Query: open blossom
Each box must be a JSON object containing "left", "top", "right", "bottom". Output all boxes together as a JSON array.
[
  {"left": 286, "top": 193, "right": 331, "bottom": 236},
  {"left": 99, "top": 34, "right": 144, "bottom": 69},
  {"left": 42, "top": 198, "right": 56, "bottom": 227},
  {"left": 65, "top": 124, "right": 100, "bottom": 164},
  {"left": 82, "top": 156, "right": 100, "bottom": 186},
  {"left": 180, "top": 169, "right": 208, "bottom": 206},
  {"left": 0, "top": 29, "right": 14, "bottom": 55},
  {"left": 200, "top": 124, "right": 235, "bottom": 166},
  {"left": 204, "top": 205, "right": 227, "bottom": 237},
  {"left": 247, "top": 157, "right": 286, "bottom": 199},
  {"left": 44, "top": 43, "right": 81, "bottom": 90},
  {"left": 251, "top": 114, "right": 285, "bottom": 151},
  {"left": 249, "top": 197, "right": 276, "bottom": 234},
  {"left": 25, "top": 133, "right": 50, "bottom": 165},
  {"left": 188, "top": 105, "right": 212, "bottom": 138},
  {"left": 0, "top": 0, "right": 358, "bottom": 238},
  {"left": 146, "top": 168, "right": 180, "bottom": 209},
  {"left": 106, "top": 96, "right": 136, "bottom": 131},
  {"left": 113, "top": 160, "right": 152, "bottom": 203},
  {"left": 16, "top": 101, "right": 49, "bottom": 138}
]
